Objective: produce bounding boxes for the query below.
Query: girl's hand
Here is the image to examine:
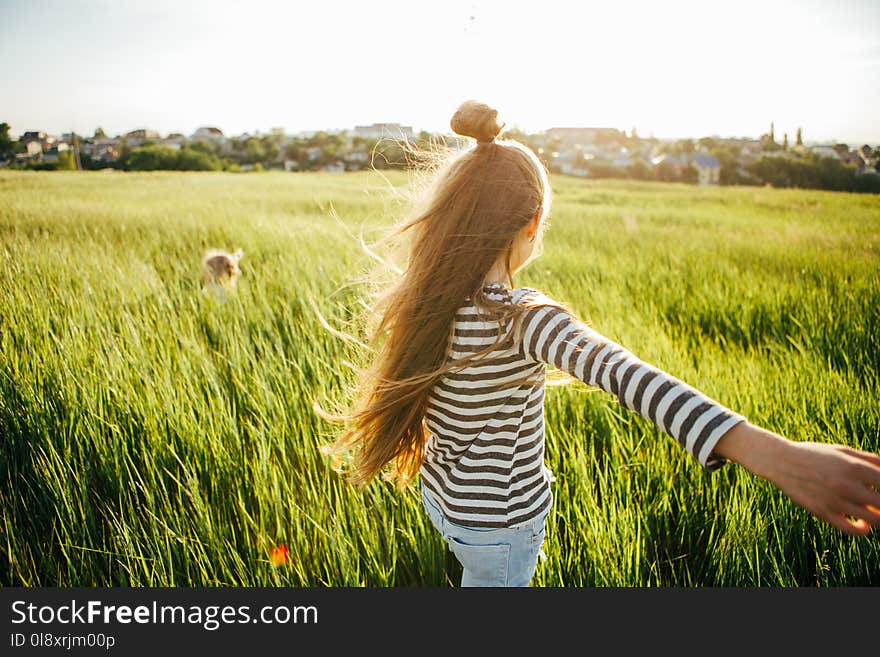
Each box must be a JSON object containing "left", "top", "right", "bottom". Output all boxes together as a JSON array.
[
  {"left": 767, "top": 441, "right": 880, "bottom": 535},
  {"left": 712, "top": 422, "right": 880, "bottom": 535}
]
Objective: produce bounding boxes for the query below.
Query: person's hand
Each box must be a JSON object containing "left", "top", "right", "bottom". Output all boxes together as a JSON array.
[
  {"left": 766, "top": 441, "right": 880, "bottom": 535},
  {"left": 713, "top": 421, "right": 880, "bottom": 535}
]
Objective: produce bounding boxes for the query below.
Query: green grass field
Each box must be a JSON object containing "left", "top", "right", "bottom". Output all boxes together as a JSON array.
[{"left": 1, "top": 169, "right": 878, "bottom": 586}]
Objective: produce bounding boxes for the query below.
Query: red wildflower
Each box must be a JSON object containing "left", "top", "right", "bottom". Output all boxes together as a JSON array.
[{"left": 269, "top": 544, "right": 289, "bottom": 568}]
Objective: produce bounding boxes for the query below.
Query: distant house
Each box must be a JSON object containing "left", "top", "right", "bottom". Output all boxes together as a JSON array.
[
  {"left": 857, "top": 148, "right": 876, "bottom": 174},
  {"left": 691, "top": 153, "right": 720, "bottom": 185},
  {"left": 15, "top": 136, "right": 43, "bottom": 164},
  {"left": 547, "top": 149, "right": 573, "bottom": 173},
  {"left": 191, "top": 126, "right": 224, "bottom": 143},
  {"left": 650, "top": 154, "right": 688, "bottom": 177},
  {"left": 124, "top": 129, "right": 160, "bottom": 147},
  {"left": 810, "top": 145, "right": 840, "bottom": 160},
  {"left": 343, "top": 149, "right": 369, "bottom": 165},
  {"left": 84, "top": 137, "right": 121, "bottom": 161},
  {"left": 161, "top": 134, "right": 186, "bottom": 150},
  {"left": 546, "top": 150, "right": 589, "bottom": 177},
  {"left": 18, "top": 131, "right": 57, "bottom": 157},
  {"left": 559, "top": 163, "right": 589, "bottom": 177},
  {"left": 189, "top": 127, "right": 227, "bottom": 153},
  {"left": 42, "top": 146, "right": 63, "bottom": 164},
  {"left": 24, "top": 140, "right": 43, "bottom": 157},
  {"left": 353, "top": 123, "right": 414, "bottom": 142},
  {"left": 736, "top": 139, "right": 764, "bottom": 163},
  {"left": 321, "top": 160, "right": 346, "bottom": 174},
  {"left": 20, "top": 131, "right": 47, "bottom": 146},
  {"left": 837, "top": 150, "right": 862, "bottom": 167},
  {"left": 42, "top": 142, "right": 70, "bottom": 163},
  {"left": 610, "top": 148, "right": 633, "bottom": 168},
  {"left": 544, "top": 127, "right": 626, "bottom": 150},
  {"left": 758, "top": 150, "right": 798, "bottom": 161}
]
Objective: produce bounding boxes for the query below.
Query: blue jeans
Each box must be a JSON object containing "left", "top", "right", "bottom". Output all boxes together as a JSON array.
[{"left": 420, "top": 483, "right": 548, "bottom": 587}]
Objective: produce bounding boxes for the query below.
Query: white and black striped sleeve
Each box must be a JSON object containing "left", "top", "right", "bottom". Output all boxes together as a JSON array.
[{"left": 520, "top": 304, "right": 748, "bottom": 471}]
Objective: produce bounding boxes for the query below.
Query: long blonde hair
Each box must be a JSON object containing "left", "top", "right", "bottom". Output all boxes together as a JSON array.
[{"left": 315, "top": 100, "right": 574, "bottom": 488}]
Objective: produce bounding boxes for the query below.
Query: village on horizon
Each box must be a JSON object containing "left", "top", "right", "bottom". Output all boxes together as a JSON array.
[{"left": 2, "top": 120, "right": 878, "bottom": 192}]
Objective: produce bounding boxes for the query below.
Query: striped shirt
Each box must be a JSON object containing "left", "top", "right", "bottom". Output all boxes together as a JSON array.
[{"left": 419, "top": 282, "right": 748, "bottom": 529}]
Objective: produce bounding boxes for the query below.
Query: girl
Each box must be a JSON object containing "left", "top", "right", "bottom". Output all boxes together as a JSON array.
[{"left": 317, "top": 100, "right": 880, "bottom": 587}]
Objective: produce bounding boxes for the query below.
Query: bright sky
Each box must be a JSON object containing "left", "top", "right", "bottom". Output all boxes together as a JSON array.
[{"left": 2, "top": 0, "right": 879, "bottom": 143}]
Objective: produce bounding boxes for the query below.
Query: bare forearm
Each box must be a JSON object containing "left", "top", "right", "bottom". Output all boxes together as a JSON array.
[{"left": 710, "top": 420, "right": 791, "bottom": 481}]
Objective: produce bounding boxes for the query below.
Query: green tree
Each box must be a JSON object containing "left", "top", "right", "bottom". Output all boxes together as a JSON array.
[
  {"left": 260, "top": 135, "right": 280, "bottom": 165},
  {"left": 654, "top": 160, "right": 679, "bottom": 182},
  {"left": 370, "top": 139, "right": 406, "bottom": 170},
  {"left": 56, "top": 150, "right": 77, "bottom": 170},
  {"left": 627, "top": 159, "right": 652, "bottom": 180},
  {"left": 853, "top": 172, "right": 880, "bottom": 193},
  {"left": 243, "top": 138, "right": 265, "bottom": 164},
  {"left": 680, "top": 163, "right": 698, "bottom": 184},
  {"left": 307, "top": 130, "right": 346, "bottom": 164},
  {"left": 93, "top": 127, "right": 106, "bottom": 139},
  {"left": 0, "top": 122, "right": 14, "bottom": 161},
  {"left": 176, "top": 146, "right": 222, "bottom": 171},
  {"left": 188, "top": 140, "right": 219, "bottom": 156},
  {"left": 746, "top": 152, "right": 869, "bottom": 192},
  {"left": 760, "top": 122, "right": 780, "bottom": 151},
  {"left": 115, "top": 138, "right": 131, "bottom": 169},
  {"left": 283, "top": 138, "right": 308, "bottom": 168},
  {"left": 127, "top": 145, "right": 177, "bottom": 170},
  {"left": 676, "top": 139, "right": 695, "bottom": 155},
  {"left": 707, "top": 143, "right": 744, "bottom": 185}
]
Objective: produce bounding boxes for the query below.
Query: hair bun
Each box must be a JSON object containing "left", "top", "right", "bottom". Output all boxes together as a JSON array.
[{"left": 450, "top": 100, "right": 505, "bottom": 143}]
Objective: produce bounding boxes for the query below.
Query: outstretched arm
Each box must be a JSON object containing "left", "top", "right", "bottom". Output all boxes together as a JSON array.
[
  {"left": 521, "top": 300, "right": 880, "bottom": 535},
  {"left": 522, "top": 302, "right": 748, "bottom": 470}
]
